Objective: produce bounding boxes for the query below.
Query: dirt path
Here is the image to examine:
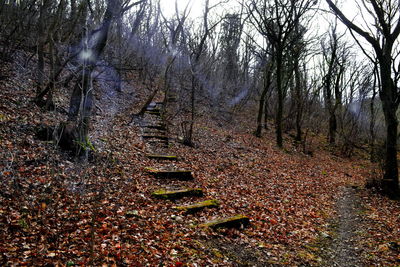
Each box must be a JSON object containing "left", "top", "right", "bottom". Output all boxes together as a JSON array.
[{"left": 324, "top": 186, "right": 363, "bottom": 266}]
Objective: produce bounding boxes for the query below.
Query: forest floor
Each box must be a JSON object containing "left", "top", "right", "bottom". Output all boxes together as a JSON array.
[{"left": 0, "top": 52, "right": 399, "bottom": 266}]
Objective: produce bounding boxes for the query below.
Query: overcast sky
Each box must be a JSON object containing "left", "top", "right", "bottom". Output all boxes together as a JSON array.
[
  {"left": 158, "top": 0, "right": 363, "bottom": 34},
  {"left": 158, "top": 0, "right": 376, "bottom": 59}
]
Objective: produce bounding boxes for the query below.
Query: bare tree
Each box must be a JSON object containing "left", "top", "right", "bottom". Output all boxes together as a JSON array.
[
  {"left": 326, "top": 0, "right": 400, "bottom": 195},
  {"left": 320, "top": 21, "right": 349, "bottom": 144},
  {"left": 182, "top": 0, "right": 224, "bottom": 145},
  {"left": 247, "top": 0, "right": 316, "bottom": 147},
  {"left": 254, "top": 49, "right": 274, "bottom": 137},
  {"left": 60, "top": 0, "right": 145, "bottom": 157}
]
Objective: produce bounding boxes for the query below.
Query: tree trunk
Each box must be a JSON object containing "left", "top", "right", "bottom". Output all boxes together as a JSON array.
[
  {"left": 382, "top": 105, "right": 398, "bottom": 194},
  {"left": 36, "top": 0, "right": 49, "bottom": 95},
  {"left": 275, "top": 54, "right": 283, "bottom": 148},
  {"left": 61, "top": 0, "right": 115, "bottom": 156},
  {"left": 264, "top": 96, "right": 269, "bottom": 130},
  {"left": 328, "top": 114, "right": 337, "bottom": 144},
  {"left": 256, "top": 62, "right": 273, "bottom": 137},
  {"left": 255, "top": 85, "right": 267, "bottom": 137},
  {"left": 187, "top": 74, "right": 196, "bottom": 146},
  {"left": 294, "top": 58, "right": 302, "bottom": 141},
  {"left": 380, "top": 57, "right": 399, "bottom": 194},
  {"left": 369, "top": 72, "right": 377, "bottom": 162}
]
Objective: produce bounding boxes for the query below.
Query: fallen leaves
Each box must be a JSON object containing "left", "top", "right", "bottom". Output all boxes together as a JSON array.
[{"left": 0, "top": 54, "right": 398, "bottom": 266}]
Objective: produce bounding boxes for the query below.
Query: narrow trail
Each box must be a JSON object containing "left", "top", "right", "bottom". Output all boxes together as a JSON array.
[{"left": 324, "top": 186, "right": 363, "bottom": 266}]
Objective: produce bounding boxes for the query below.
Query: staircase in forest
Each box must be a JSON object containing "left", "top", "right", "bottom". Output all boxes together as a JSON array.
[{"left": 139, "top": 100, "right": 250, "bottom": 229}]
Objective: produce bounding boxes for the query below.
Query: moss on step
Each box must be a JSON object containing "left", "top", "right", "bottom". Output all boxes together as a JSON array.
[
  {"left": 146, "top": 154, "right": 178, "bottom": 160},
  {"left": 152, "top": 188, "right": 203, "bottom": 199},
  {"left": 145, "top": 168, "right": 193, "bottom": 180},
  {"left": 199, "top": 215, "right": 250, "bottom": 229},
  {"left": 175, "top": 199, "right": 219, "bottom": 213}
]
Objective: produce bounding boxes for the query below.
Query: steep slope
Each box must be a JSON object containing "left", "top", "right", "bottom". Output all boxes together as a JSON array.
[{"left": 0, "top": 53, "right": 398, "bottom": 266}]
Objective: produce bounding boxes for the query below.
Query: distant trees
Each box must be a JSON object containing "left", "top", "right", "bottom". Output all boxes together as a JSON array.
[
  {"left": 326, "top": 0, "right": 400, "bottom": 195},
  {"left": 320, "top": 21, "right": 348, "bottom": 145},
  {"left": 219, "top": 13, "right": 242, "bottom": 91},
  {"left": 247, "top": 0, "right": 316, "bottom": 147},
  {"left": 1, "top": 0, "right": 399, "bottom": 196},
  {"left": 254, "top": 50, "right": 274, "bottom": 137},
  {"left": 183, "top": 0, "right": 222, "bottom": 146}
]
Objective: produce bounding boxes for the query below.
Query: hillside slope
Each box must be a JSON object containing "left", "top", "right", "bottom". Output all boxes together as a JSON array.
[{"left": 0, "top": 53, "right": 399, "bottom": 266}]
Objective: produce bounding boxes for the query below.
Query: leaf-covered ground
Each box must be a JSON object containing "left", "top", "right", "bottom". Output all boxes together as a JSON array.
[{"left": 0, "top": 53, "right": 399, "bottom": 266}]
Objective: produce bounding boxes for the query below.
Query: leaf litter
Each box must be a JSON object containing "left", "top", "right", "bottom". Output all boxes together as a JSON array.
[{"left": 0, "top": 54, "right": 399, "bottom": 266}]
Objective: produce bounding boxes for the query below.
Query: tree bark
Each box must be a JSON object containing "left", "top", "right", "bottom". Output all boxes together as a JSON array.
[
  {"left": 255, "top": 85, "right": 267, "bottom": 137},
  {"left": 36, "top": 0, "right": 49, "bottom": 95},
  {"left": 256, "top": 61, "right": 273, "bottom": 137},
  {"left": 294, "top": 57, "right": 302, "bottom": 141},
  {"left": 379, "top": 57, "right": 399, "bottom": 194},
  {"left": 325, "top": 0, "right": 400, "bottom": 195},
  {"left": 275, "top": 52, "right": 284, "bottom": 148},
  {"left": 62, "top": 0, "right": 116, "bottom": 156},
  {"left": 369, "top": 70, "right": 378, "bottom": 162}
]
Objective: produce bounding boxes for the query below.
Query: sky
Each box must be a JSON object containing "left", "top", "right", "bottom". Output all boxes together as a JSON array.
[
  {"left": 160, "top": 0, "right": 213, "bottom": 18},
  {"left": 158, "top": 0, "right": 363, "bottom": 35},
  {"left": 158, "top": 0, "right": 377, "bottom": 61}
]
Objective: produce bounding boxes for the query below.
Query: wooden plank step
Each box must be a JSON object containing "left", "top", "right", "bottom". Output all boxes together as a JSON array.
[
  {"left": 145, "top": 168, "right": 193, "bottom": 180},
  {"left": 147, "top": 139, "right": 168, "bottom": 144},
  {"left": 147, "top": 141, "right": 168, "bottom": 146},
  {"left": 142, "top": 135, "right": 168, "bottom": 140},
  {"left": 143, "top": 124, "right": 166, "bottom": 130},
  {"left": 146, "top": 154, "right": 178, "bottom": 160},
  {"left": 143, "top": 118, "right": 164, "bottom": 123},
  {"left": 148, "top": 144, "right": 168, "bottom": 148},
  {"left": 199, "top": 215, "right": 250, "bottom": 229},
  {"left": 143, "top": 133, "right": 167, "bottom": 138},
  {"left": 143, "top": 130, "right": 166, "bottom": 134},
  {"left": 174, "top": 199, "right": 219, "bottom": 213},
  {"left": 152, "top": 188, "right": 203, "bottom": 200},
  {"left": 145, "top": 111, "right": 162, "bottom": 116},
  {"left": 146, "top": 107, "right": 161, "bottom": 112}
]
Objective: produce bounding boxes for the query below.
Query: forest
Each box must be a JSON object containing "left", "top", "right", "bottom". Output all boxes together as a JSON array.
[{"left": 0, "top": 0, "right": 399, "bottom": 265}]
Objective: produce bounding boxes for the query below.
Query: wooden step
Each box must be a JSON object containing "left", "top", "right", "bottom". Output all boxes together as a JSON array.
[
  {"left": 145, "top": 168, "right": 193, "bottom": 180},
  {"left": 147, "top": 140, "right": 169, "bottom": 145},
  {"left": 143, "top": 125, "right": 166, "bottom": 130},
  {"left": 145, "top": 111, "right": 162, "bottom": 116},
  {"left": 143, "top": 129, "right": 166, "bottom": 134},
  {"left": 146, "top": 154, "right": 177, "bottom": 160},
  {"left": 146, "top": 108, "right": 161, "bottom": 113},
  {"left": 142, "top": 135, "right": 168, "bottom": 140},
  {"left": 152, "top": 188, "right": 203, "bottom": 200},
  {"left": 199, "top": 215, "right": 250, "bottom": 229},
  {"left": 175, "top": 199, "right": 219, "bottom": 213}
]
